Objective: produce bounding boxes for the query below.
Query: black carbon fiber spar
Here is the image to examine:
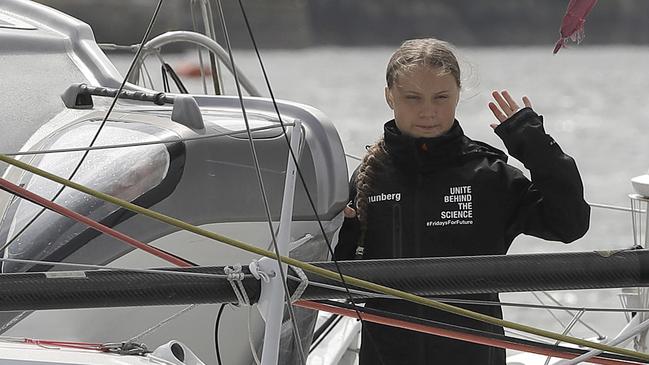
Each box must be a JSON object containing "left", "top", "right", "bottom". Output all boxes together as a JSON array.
[
  {"left": 0, "top": 266, "right": 260, "bottom": 311},
  {"left": 0, "top": 249, "right": 648, "bottom": 310},
  {"left": 301, "top": 249, "right": 649, "bottom": 299}
]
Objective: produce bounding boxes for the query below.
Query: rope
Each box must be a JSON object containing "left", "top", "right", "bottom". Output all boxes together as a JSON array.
[
  {"left": 19, "top": 338, "right": 149, "bottom": 356},
  {"left": 224, "top": 264, "right": 250, "bottom": 306},
  {"left": 289, "top": 266, "right": 309, "bottom": 303},
  {"left": 100, "top": 341, "right": 150, "bottom": 356},
  {"left": 1, "top": 153, "right": 647, "bottom": 361}
]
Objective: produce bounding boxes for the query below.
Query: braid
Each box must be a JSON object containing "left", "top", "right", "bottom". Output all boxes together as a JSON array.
[{"left": 354, "top": 138, "right": 390, "bottom": 257}]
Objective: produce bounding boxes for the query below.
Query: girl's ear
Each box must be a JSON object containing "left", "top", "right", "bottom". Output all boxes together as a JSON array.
[{"left": 385, "top": 87, "right": 394, "bottom": 109}]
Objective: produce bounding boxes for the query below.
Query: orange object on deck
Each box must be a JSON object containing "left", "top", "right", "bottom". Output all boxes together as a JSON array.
[{"left": 175, "top": 62, "right": 213, "bottom": 78}]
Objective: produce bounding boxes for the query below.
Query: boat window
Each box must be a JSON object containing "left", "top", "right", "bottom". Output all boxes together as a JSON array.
[{"left": 0, "top": 119, "right": 183, "bottom": 272}]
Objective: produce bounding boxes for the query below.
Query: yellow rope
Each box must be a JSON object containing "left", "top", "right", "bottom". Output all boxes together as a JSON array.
[{"left": 1, "top": 152, "right": 647, "bottom": 361}]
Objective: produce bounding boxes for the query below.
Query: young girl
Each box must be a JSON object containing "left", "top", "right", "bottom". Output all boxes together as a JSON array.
[{"left": 334, "top": 38, "right": 590, "bottom": 364}]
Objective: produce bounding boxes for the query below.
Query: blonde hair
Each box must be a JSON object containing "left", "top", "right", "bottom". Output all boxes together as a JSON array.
[{"left": 386, "top": 38, "right": 461, "bottom": 89}]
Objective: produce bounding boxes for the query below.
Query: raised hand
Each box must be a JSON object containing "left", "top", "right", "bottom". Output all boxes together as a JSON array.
[{"left": 488, "top": 90, "right": 532, "bottom": 129}]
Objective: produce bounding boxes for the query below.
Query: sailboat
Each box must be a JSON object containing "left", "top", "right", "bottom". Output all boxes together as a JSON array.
[
  {"left": 0, "top": 0, "right": 350, "bottom": 363},
  {"left": 2, "top": 1, "right": 649, "bottom": 365}
]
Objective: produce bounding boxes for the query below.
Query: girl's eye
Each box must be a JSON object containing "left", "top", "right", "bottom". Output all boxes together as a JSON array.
[
  {"left": 405, "top": 95, "right": 420, "bottom": 100},
  {"left": 436, "top": 95, "right": 448, "bottom": 99}
]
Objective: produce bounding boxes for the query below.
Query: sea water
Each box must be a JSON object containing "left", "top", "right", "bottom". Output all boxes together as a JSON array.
[{"left": 111, "top": 45, "right": 649, "bottom": 343}]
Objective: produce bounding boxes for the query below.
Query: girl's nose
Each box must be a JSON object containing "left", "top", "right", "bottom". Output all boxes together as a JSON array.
[{"left": 420, "top": 102, "right": 436, "bottom": 118}]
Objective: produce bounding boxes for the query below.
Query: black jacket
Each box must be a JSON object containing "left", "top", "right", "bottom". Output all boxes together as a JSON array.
[{"left": 334, "top": 108, "right": 590, "bottom": 364}]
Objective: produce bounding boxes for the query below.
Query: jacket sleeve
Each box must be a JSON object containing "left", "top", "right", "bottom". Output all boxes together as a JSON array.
[
  {"left": 334, "top": 167, "right": 361, "bottom": 260},
  {"left": 495, "top": 107, "right": 590, "bottom": 244}
]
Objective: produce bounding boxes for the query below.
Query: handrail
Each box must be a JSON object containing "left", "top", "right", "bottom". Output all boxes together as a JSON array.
[{"left": 123, "top": 31, "right": 261, "bottom": 97}]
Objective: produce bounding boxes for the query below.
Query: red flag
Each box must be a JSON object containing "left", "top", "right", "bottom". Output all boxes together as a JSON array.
[{"left": 553, "top": 0, "right": 598, "bottom": 54}]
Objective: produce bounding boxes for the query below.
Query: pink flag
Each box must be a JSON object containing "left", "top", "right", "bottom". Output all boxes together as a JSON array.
[{"left": 553, "top": 0, "right": 598, "bottom": 54}]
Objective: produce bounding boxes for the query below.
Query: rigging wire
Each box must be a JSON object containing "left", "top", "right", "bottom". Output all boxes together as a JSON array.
[
  {"left": 0, "top": 124, "right": 290, "bottom": 157},
  {"left": 162, "top": 63, "right": 190, "bottom": 94},
  {"left": 189, "top": 0, "right": 209, "bottom": 95},
  {"left": 141, "top": 60, "right": 156, "bottom": 90},
  {"left": 248, "top": 306, "right": 263, "bottom": 365},
  {"left": 308, "top": 314, "right": 344, "bottom": 354},
  {"left": 544, "top": 309, "right": 586, "bottom": 365},
  {"left": 300, "top": 300, "right": 647, "bottom": 365},
  {"left": 232, "top": 0, "right": 384, "bottom": 363},
  {"left": 214, "top": 303, "right": 226, "bottom": 365},
  {"left": 289, "top": 276, "right": 649, "bottom": 313},
  {"left": 128, "top": 305, "right": 197, "bottom": 343},
  {"left": 345, "top": 153, "right": 363, "bottom": 162},
  {"left": 204, "top": 0, "right": 222, "bottom": 95},
  {"left": 161, "top": 64, "right": 171, "bottom": 92},
  {"left": 211, "top": 0, "right": 306, "bottom": 362},
  {"left": 504, "top": 327, "right": 556, "bottom": 345},
  {"left": 540, "top": 291, "right": 605, "bottom": 339},
  {"left": 0, "top": 0, "right": 166, "bottom": 256},
  {"left": 0, "top": 258, "right": 230, "bottom": 279},
  {"left": 533, "top": 292, "right": 571, "bottom": 332}
]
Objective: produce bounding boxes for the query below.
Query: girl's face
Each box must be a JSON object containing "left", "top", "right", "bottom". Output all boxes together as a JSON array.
[{"left": 385, "top": 66, "right": 460, "bottom": 138}]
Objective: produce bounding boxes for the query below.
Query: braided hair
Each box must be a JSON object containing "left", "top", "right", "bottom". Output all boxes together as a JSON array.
[{"left": 353, "top": 139, "right": 390, "bottom": 258}]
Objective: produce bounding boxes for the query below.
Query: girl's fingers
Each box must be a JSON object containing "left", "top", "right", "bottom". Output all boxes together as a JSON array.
[
  {"left": 491, "top": 91, "right": 510, "bottom": 115},
  {"left": 489, "top": 91, "right": 533, "bottom": 127},
  {"left": 502, "top": 90, "right": 519, "bottom": 111},
  {"left": 488, "top": 102, "right": 507, "bottom": 123},
  {"left": 522, "top": 96, "right": 532, "bottom": 108}
]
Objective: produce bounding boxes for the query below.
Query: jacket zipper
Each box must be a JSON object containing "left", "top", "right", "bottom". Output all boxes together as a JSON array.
[
  {"left": 392, "top": 204, "right": 402, "bottom": 258},
  {"left": 413, "top": 174, "right": 423, "bottom": 257}
]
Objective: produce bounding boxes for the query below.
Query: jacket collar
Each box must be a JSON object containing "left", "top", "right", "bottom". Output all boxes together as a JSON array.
[
  {"left": 383, "top": 119, "right": 466, "bottom": 172},
  {"left": 382, "top": 120, "right": 508, "bottom": 173}
]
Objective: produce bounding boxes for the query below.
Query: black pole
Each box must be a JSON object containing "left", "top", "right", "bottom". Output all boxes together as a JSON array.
[
  {"left": 1, "top": 249, "right": 649, "bottom": 311},
  {"left": 0, "top": 266, "right": 259, "bottom": 311},
  {"left": 301, "top": 249, "right": 649, "bottom": 300}
]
